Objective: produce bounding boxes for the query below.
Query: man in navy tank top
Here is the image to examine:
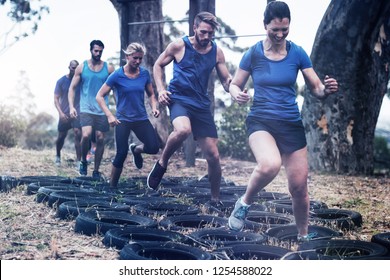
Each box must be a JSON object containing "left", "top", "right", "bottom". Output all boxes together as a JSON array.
[
  {"left": 148, "top": 11, "right": 232, "bottom": 204},
  {"left": 68, "top": 40, "right": 115, "bottom": 179}
]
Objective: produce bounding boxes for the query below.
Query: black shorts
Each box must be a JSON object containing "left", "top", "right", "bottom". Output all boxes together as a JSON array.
[
  {"left": 246, "top": 116, "right": 307, "bottom": 154},
  {"left": 80, "top": 113, "right": 109, "bottom": 133},
  {"left": 169, "top": 102, "right": 218, "bottom": 139},
  {"left": 58, "top": 116, "right": 81, "bottom": 132}
]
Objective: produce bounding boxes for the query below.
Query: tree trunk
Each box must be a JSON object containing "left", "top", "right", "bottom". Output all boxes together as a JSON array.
[
  {"left": 182, "top": 0, "right": 216, "bottom": 167},
  {"left": 301, "top": 0, "right": 390, "bottom": 175},
  {"left": 109, "top": 0, "right": 169, "bottom": 146}
]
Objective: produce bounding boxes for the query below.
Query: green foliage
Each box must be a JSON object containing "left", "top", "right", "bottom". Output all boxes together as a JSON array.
[
  {"left": 1, "top": 0, "right": 49, "bottom": 55},
  {"left": 23, "top": 112, "right": 56, "bottom": 150},
  {"left": 217, "top": 102, "right": 254, "bottom": 161},
  {"left": 0, "top": 105, "right": 26, "bottom": 147}
]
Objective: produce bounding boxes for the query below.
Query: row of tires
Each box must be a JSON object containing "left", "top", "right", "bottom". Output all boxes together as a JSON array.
[{"left": 3, "top": 174, "right": 390, "bottom": 259}]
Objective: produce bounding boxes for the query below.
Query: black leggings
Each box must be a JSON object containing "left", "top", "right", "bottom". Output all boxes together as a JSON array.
[{"left": 112, "top": 120, "right": 159, "bottom": 168}]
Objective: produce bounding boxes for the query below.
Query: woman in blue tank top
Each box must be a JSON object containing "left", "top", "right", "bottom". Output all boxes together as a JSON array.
[{"left": 227, "top": 1, "right": 339, "bottom": 242}]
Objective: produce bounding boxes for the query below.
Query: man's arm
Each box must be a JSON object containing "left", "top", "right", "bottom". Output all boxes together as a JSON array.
[
  {"left": 153, "top": 39, "right": 184, "bottom": 106},
  {"left": 68, "top": 64, "right": 83, "bottom": 118},
  {"left": 215, "top": 47, "right": 232, "bottom": 92}
]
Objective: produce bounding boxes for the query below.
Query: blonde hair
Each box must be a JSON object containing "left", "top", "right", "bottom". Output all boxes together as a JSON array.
[{"left": 123, "top": 42, "right": 146, "bottom": 55}]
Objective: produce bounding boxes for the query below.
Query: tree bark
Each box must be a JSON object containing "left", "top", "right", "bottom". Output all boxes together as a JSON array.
[
  {"left": 301, "top": 0, "right": 390, "bottom": 175},
  {"left": 109, "top": 0, "right": 169, "bottom": 146}
]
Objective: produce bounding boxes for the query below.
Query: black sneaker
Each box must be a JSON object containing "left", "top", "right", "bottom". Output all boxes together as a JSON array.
[
  {"left": 147, "top": 161, "right": 166, "bottom": 191},
  {"left": 92, "top": 170, "right": 104, "bottom": 181},
  {"left": 130, "top": 143, "right": 143, "bottom": 169},
  {"left": 79, "top": 161, "right": 88, "bottom": 176}
]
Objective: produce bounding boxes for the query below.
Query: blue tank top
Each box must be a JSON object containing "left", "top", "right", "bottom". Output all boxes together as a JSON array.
[
  {"left": 168, "top": 36, "right": 217, "bottom": 110},
  {"left": 80, "top": 60, "right": 109, "bottom": 115}
]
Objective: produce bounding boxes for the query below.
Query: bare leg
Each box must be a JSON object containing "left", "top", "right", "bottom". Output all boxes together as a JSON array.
[
  {"left": 56, "top": 130, "right": 68, "bottom": 157},
  {"left": 241, "top": 131, "right": 282, "bottom": 205},
  {"left": 94, "top": 130, "right": 105, "bottom": 172},
  {"left": 159, "top": 116, "right": 192, "bottom": 168},
  {"left": 283, "top": 147, "right": 309, "bottom": 236},
  {"left": 73, "top": 127, "right": 82, "bottom": 161},
  {"left": 198, "top": 137, "right": 221, "bottom": 201},
  {"left": 80, "top": 126, "right": 93, "bottom": 162}
]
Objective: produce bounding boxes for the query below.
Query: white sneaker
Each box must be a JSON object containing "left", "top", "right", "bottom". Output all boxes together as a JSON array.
[{"left": 228, "top": 197, "right": 250, "bottom": 231}]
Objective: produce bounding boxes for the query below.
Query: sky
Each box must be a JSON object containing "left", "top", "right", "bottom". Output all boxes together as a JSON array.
[{"left": 1, "top": 0, "right": 389, "bottom": 128}]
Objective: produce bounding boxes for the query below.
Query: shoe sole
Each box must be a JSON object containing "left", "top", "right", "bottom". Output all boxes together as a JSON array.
[
  {"left": 146, "top": 162, "right": 160, "bottom": 191},
  {"left": 130, "top": 144, "right": 142, "bottom": 170},
  {"left": 228, "top": 217, "right": 244, "bottom": 232}
]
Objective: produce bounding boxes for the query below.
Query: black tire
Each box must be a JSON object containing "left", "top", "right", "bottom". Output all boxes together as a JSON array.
[
  {"left": 71, "top": 176, "right": 106, "bottom": 186},
  {"left": 371, "top": 232, "right": 390, "bottom": 253},
  {"left": 216, "top": 244, "right": 292, "bottom": 260},
  {"left": 57, "top": 199, "right": 131, "bottom": 220},
  {"left": 119, "top": 195, "right": 179, "bottom": 206},
  {"left": 296, "top": 239, "right": 389, "bottom": 260},
  {"left": 119, "top": 241, "right": 212, "bottom": 260},
  {"left": 133, "top": 202, "right": 200, "bottom": 217},
  {"left": 188, "top": 227, "right": 267, "bottom": 248},
  {"left": 18, "top": 175, "right": 72, "bottom": 186},
  {"left": 253, "top": 191, "right": 290, "bottom": 203},
  {"left": 309, "top": 208, "right": 363, "bottom": 230},
  {"left": 244, "top": 211, "right": 295, "bottom": 231},
  {"left": 36, "top": 185, "right": 92, "bottom": 203},
  {"left": 47, "top": 190, "right": 112, "bottom": 208},
  {"left": 265, "top": 224, "right": 343, "bottom": 243},
  {"left": 74, "top": 211, "right": 157, "bottom": 236},
  {"left": 103, "top": 227, "right": 190, "bottom": 249},
  {"left": 264, "top": 199, "right": 328, "bottom": 214},
  {"left": 26, "top": 182, "right": 77, "bottom": 196},
  {"left": 199, "top": 198, "right": 239, "bottom": 216},
  {"left": 0, "top": 175, "right": 18, "bottom": 192},
  {"left": 159, "top": 215, "right": 228, "bottom": 231}
]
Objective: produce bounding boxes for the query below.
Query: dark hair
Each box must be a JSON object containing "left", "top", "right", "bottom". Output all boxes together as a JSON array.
[
  {"left": 263, "top": 1, "right": 291, "bottom": 25},
  {"left": 90, "top": 40, "right": 105, "bottom": 50},
  {"left": 194, "top": 11, "right": 220, "bottom": 29}
]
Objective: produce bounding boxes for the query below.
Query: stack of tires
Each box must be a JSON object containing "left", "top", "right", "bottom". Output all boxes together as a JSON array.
[{"left": 13, "top": 174, "right": 389, "bottom": 260}]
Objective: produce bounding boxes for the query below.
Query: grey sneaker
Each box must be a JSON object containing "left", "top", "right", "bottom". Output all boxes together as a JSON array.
[
  {"left": 228, "top": 197, "right": 250, "bottom": 231},
  {"left": 55, "top": 156, "right": 61, "bottom": 166},
  {"left": 297, "top": 232, "right": 318, "bottom": 242},
  {"left": 147, "top": 161, "right": 166, "bottom": 191},
  {"left": 79, "top": 161, "right": 88, "bottom": 176},
  {"left": 130, "top": 143, "right": 143, "bottom": 169}
]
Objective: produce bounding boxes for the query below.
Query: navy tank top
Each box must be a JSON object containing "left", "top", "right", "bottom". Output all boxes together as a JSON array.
[{"left": 168, "top": 36, "right": 217, "bottom": 110}]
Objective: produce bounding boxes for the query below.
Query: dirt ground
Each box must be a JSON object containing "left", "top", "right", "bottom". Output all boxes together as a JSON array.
[{"left": 0, "top": 146, "right": 389, "bottom": 259}]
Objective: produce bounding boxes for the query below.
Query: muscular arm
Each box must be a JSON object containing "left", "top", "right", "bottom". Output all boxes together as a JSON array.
[
  {"left": 145, "top": 83, "right": 160, "bottom": 118},
  {"left": 215, "top": 46, "right": 232, "bottom": 92},
  {"left": 68, "top": 64, "right": 83, "bottom": 117},
  {"left": 153, "top": 39, "right": 184, "bottom": 106},
  {"left": 54, "top": 94, "right": 67, "bottom": 121}
]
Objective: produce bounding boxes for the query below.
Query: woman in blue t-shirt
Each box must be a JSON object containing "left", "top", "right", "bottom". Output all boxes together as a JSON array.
[
  {"left": 96, "top": 43, "right": 160, "bottom": 190},
  {"left": 227, "top": 1, "right": 338, "bottom": 241}
]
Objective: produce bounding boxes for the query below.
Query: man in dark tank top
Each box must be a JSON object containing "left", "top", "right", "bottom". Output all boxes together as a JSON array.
[{"left": 148, "top": 12, "right": 232, "bottom": 204}]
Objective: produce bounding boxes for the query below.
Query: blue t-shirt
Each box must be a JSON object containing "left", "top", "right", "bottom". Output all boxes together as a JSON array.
[
  {"left": 54, "top": 75, "right": 80, "bottom": 115},
  {"left": 240, "top": 40, "right": 312, "bottom": 121},
  {"left": 105, "top": 66, "right": 151, "bottom": 122},
  {"left": 168, "top": 36, "right": 217, "bottom": 110},
  {"left": 80, "top": 61, "right": 109, "bottom": 115}
]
